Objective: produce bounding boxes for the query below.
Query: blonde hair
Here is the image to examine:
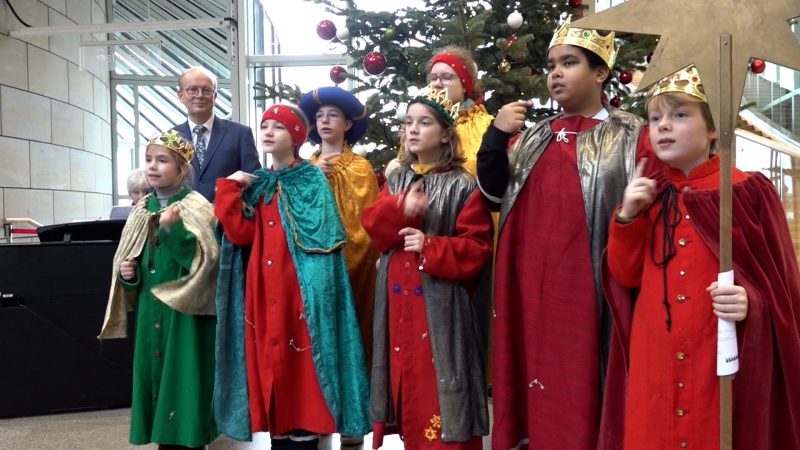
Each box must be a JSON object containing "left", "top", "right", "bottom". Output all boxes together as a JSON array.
[
  {"left": 646, "top": 92, "right": 717, "bottom": 150},
  {"left": 397, "top": 103, "right": 464, "bottom": 168},
  {"left": 427, "top": 45, "right": 482, "bottom": 102}
]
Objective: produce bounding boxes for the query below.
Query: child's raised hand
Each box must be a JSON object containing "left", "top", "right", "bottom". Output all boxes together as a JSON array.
[
  {"left": 226, "top": 170, "right": 257, "bottom": 188},
  {"left": 399, "top": 227, "right": 425, "bottom": 253},
  {"left": 707, "top": 281, "right": 749, "bottom": 321},
  {"left": 120, "top": 256, "right": 136, "bottom": 281},
  {"left": 403, "top": 180, "right": 428, "bottom": 218},
  {"left": 494, "top": 101, "right": 531, "bottom": 133},
  {"left": 315, "top": 154, "right": 334, "bottom": 173},
  {"left": 620, "top": 158, "right": 657, "bottom": 220},
  {"left": 159, "top": 204, "right": 180, "bottom": 227}
]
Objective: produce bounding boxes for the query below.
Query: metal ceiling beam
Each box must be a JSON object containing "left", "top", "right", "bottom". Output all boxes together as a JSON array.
[{"left": 10, "top": 18, "right": 226, "bottom": 38}]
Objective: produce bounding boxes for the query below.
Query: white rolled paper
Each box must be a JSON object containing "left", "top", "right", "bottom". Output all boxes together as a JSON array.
[{"left": 716, "top": 270, "right": 739, "bottom": 376}]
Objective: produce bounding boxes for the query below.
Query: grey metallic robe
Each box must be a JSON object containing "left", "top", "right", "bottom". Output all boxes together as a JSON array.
[{"left": 370, "top": 166, "right": 492, "bottom": 442}]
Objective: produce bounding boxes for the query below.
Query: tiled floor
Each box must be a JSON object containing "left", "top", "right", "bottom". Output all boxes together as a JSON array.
[{"left": 0, "top": 408, "right": 491, "bottom": 449}]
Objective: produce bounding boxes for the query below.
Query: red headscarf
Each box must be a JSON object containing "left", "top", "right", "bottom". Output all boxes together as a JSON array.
[
  {"left": 429, "top": 52, "right": 474, "bottom": 99},
  {"left": 261, "top": 104, "right": 308, "bottom": 148}
]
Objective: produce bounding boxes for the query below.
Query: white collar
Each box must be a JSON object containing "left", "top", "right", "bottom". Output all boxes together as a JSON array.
[{"left": 188, "top": 116, "right": 215, "bottom": 132}]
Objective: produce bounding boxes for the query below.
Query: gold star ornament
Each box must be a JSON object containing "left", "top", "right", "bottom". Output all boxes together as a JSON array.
[{"left": 574, "top": 0, "right": 800, "bottom": 132}]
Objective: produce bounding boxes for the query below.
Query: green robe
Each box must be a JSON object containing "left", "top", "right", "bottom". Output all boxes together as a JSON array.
[{"left": 121, "top": 187, "right": 219, "bottom": 446}]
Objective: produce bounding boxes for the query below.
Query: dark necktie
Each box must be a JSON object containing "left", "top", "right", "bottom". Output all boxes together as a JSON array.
[{"left": 193, "top": 125, "right": 207, "bottom": 167}]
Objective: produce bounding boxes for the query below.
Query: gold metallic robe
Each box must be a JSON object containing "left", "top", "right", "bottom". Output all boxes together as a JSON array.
[{"left": 455, "top": 103, "right": 494, "bottom": 177}]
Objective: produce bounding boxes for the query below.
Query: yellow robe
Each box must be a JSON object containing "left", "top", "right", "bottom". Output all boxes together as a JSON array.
[
  {"left": 309, "top": 146, "right": 380, "bottom": 370},
  {"left": 455, "top": 103, "right": 494, "bottom": 177}
]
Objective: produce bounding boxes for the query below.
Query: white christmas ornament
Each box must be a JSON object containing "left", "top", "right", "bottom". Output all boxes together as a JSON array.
[
  {"left": 507, "top": 11, "right": 523, "bottom": 29},
  {"left": 396, "top": 106, "right": 407, "bottom": 122},
  {"left": 336, "top": 26, "right": 350, "bottom": 41}
]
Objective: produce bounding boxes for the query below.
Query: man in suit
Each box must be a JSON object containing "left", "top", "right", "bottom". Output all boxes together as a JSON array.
[{"left": 174, "top": 66, "right": 261, "bottom": 202}]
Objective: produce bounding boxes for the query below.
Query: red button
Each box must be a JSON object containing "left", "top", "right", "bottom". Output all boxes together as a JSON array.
[{"left": 154, "top": 350, "right": 161, "bottom": 357}]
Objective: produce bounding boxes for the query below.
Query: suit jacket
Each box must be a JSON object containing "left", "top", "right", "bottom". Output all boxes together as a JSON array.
[{"left": 174, "top": 116, "right": 261, "bottom": 202}]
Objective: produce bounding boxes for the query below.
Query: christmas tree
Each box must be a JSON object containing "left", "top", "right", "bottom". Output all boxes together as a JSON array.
[{"left": 255, "top": 0, "right": 657, "bottom": 169}]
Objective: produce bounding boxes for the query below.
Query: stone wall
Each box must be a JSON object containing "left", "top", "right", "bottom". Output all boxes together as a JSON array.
[{"left": 0, "top": 0, "right": 111, "bottom": 239}]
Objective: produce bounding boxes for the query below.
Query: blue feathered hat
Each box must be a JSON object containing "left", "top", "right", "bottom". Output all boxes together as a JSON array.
[{"left": 299, "top": 86, "right": 369, "bottom": 146}]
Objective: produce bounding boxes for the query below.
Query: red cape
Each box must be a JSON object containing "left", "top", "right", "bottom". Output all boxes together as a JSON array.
[{"left": 601, "top": 172, "right": 800, "bottom": 450}]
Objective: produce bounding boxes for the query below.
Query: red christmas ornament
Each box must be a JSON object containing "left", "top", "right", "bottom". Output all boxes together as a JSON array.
[
  {"left": 619, "top": 70, "right": 633, "bottom": 85},
  {"left": 750, "top": 58, "right": 766, "bottom": 74},
  {"left": 531, "top": 67, "right": 541, "bottom": 76},
  {"left": 329, "top": 65, "right": 348, "bottom": 84},
  {"left": 363, "top": 51, "right": 387, "bottom": 76},
  {"left": 316, "top": 20, "right": 337, "bottom": 41},
  {"left": 569, "top": 0, "right": 582, "bottom": 8},
  {"left": 610, "top": 96, "right": 622, "bottom": 108},
  {"left": 646, "top": 52, "right": 653, "bottom": 63}
]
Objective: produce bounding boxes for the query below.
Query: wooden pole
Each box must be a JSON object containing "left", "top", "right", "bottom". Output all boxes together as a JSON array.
[{"left": 718, "top": 33, "right": 734, "bottom": 450}]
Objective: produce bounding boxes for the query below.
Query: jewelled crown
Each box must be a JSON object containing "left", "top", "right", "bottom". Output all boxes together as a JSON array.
[
  {"left": 147, "top": 129, "right": 194, "bottom": 162},
  {"left": 411, "top": 84, "right": 460, "bottom": 126},
  {"left": 549, "top": 15, "right": 618, "bottom": 69},
  {"left": 647, "top": 65, "right": 708, "bottom": 103}
]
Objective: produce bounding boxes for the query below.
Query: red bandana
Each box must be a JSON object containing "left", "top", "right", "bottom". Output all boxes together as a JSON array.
[
  {"left": 429, "top": 52, "right": 473, "bottom": 99},
  {"left": 261, "top": 105, "right": 307, "bottom": 147}
]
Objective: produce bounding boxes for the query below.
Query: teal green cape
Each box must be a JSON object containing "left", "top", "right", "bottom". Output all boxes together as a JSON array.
[{"left": 213, "top": 160, "right": 371, "bottom": 440}]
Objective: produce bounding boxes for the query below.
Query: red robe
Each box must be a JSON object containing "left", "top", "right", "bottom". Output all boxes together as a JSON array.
[
  {"left": 362, "top": 184, "right": 492, "bottom": 449},
  {"left": 492, "top": 115, "right": 653, "bottom": 450},
  {"left": 604, "top": 156, "right": 800, "bottom": 450},
  {"left": 214, "top": 177, "right": 335, "bottom": 435}
]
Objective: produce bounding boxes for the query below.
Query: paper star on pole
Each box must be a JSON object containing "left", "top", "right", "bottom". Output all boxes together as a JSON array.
[{"left": 574, "top": 0, "right": 800, "bottom": 131}]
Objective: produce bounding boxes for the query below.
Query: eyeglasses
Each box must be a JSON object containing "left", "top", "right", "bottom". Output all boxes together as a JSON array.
[
  {"left": 183, "top": 87, "right": 216, "bottom": 97},
  {"left": 428, "top": 73, "right": 458, "bottom": 83}
]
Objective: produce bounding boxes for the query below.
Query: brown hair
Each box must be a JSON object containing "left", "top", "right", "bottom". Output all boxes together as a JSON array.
[
  {"left": 397, "top": 103, "right": 465, "bottom": 168},
  {"left": 146, "top": 143, "right": 195, "bottom": 187},
  {"left": 426, "top": 45, "right": 482, "bottom": 102},
  {"left": 646, "top": 92, "right": 717, "bottom": 151}
]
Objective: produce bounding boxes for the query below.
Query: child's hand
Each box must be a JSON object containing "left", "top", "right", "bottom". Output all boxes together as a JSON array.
[
  {"left": 620, "top": 158, "right": 657, "bottom": 220},
  {"left": 399, "top": 227, "right": 425, "bottom": 253},
  {"left": 403, "top": 180, "right": 428, "bottom": 218},
  {"left": 707, "top": 281, "right": 749, "bottom": 321},
  {"left": 494, "top": 101, "right": 531, "bottom": 133},
  {"left": 159, "top": 204, "right": 180, "bottom": 227},
  {"left": 120, "top": 256, "right": 136, "bottom": 281},
  {"left": 315, "top": 154, "right": 334, "bottom": 173},
  {"left": 227, "top": 170, "right": 257, "bottom": 188}
]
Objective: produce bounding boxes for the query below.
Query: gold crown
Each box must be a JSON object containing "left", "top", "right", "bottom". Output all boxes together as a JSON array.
[
  {"left": 147, "top": 129, "right": 194, "bottom": 162},
  {"left": 549, "top": 15, "right": 618, "bottom": 68},
  {"left": 647, "top": 65, "right": 708, "bottom": 103},
  {"left": 412, "top": 84, "right": 460, "bottom": 125}
]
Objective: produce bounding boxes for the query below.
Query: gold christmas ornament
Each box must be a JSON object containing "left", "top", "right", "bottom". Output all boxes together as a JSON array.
[{"left": 499, "top": 59, "right": 512, "bottom": 73}]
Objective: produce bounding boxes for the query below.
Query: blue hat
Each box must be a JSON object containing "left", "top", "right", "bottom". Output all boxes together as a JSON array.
[{"left": 299, "top": 86, "right": 369, "bottom": 146}]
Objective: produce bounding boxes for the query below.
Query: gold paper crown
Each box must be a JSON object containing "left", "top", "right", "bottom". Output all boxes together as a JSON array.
[
  {"left": 147, "top": 129, "right": 194, "bottom": 162},
  {"left": 411, "top": 84, "right": 461, "bottom": 125},
  {"left": 549, "top": 15, "right": 618, "bottom": 68},
  {"left": 647, "top": 65, "right": 708, "bottom": 103}
]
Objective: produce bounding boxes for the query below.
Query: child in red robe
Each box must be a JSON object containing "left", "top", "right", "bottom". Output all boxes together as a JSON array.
[
  {"left": 362, "top": 86, "right": 493, "bottom": 449},
  {"left": 606, "top": 65, "right": 800, "bottom": 450}
]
